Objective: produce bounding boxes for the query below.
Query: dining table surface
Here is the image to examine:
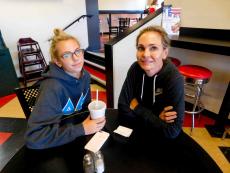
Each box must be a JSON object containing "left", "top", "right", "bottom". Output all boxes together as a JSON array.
[{"left": 1, "top": 108, "right": 222, "bottom": 173}]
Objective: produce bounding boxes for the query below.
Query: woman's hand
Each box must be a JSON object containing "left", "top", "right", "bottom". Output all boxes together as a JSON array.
[
  {"left": 82, "top": 116, "right": 106, "bottom": 135},
  {"left": 159, "top": 106, "right": 177, "bottom": 123},
  {"left": 130, "top": 98, "right": 139, "bottom": 110}
]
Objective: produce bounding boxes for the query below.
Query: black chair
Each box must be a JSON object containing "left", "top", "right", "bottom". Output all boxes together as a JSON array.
[
  {"left": 118, "top": 18, "right": 130, "bottom": 33},
  {"left": 107, "top": 18, "right": 119, "bottom": 39},
  {"left": 15, "top": 84, "right": 40, "bottom": 119}
]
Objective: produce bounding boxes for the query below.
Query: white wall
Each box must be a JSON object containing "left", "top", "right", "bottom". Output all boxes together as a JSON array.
[
  {"left": 0, "top": 0, "right": 88, "bottom": 77},
  {"left": 113, "top": 14, "right": 163, "bottom": 108},
  {"left": 99, "top": 0, "right": 164, "bottom": 11},
  {"left": 99, "top": 0, "right": 147, "bottom": 10},
  {"left": 165, "top": 0, "right": 230, "bottom": 29}
]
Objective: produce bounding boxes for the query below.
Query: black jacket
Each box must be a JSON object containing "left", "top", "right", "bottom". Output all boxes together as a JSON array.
[{"left": 118, "top": 59, "right": 184, "bottom": 139}]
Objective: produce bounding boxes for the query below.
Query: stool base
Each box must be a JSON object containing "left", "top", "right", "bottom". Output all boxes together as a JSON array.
[
  {"left": 222, "top": 127, "right": 230, "bottom": 140},
  {"left": 184, "top": 83, "right": 205, "bottom": 135},
  {"left": 179, "top": 65, "right": 212, "bottom": 135}
]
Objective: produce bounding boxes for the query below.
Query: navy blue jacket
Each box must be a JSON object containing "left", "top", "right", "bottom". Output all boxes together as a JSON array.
[{"left": 26, "top": 63, "right": 91, "bottom": 149}]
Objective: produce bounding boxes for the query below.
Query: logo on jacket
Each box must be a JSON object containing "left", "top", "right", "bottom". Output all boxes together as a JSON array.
[
  {"left": 155, "top": 88, "right": 163, "bottom": 96},
  {"left": 62, "top": 98, "right": 75, "bottom": 115},
  {"left": 62, "top": 88, "right": 89, "bottom": 115},
  {"left": 75, "top": 88, "right": 89, "bottom": 111}
]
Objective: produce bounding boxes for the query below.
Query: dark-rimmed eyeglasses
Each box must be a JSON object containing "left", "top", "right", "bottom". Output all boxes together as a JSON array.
[{"left": 61, "top": 49, "right": 84, "bottom": 59}]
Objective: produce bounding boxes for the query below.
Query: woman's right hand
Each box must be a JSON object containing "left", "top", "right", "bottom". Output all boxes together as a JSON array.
[
  {"left": 159, "top": 106, "right": 177, "bottom": 123},
  {"left": 82, "top": 116, "right": 106, "bottom": 135}
]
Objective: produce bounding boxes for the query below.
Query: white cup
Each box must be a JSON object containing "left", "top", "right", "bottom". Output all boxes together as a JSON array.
[{"left": 88, "top": 100, "right": 106, "bottom": 119}]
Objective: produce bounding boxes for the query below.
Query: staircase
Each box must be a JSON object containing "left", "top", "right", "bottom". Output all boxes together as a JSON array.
[{"left": 84, "top": 51, "right": 106, "bottom": 88}]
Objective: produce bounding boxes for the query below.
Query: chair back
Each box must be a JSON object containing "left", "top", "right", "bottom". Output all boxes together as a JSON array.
[
  {"left": 118, "top": 18, "right": 130, "bottom": 33},
  {"left": 15, "top": 84, "right": 40, "bottom": 119},
  {"left": 107, "top": 17, "right": 119, "bottom": 38}
]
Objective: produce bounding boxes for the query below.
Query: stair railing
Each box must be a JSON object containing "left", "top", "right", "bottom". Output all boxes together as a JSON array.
[
  {"left": 63, "top": 14, "right": 93, "bottom": 31},
  {"left": 48, "top": 14, "right": 93, "bottom": 41}
]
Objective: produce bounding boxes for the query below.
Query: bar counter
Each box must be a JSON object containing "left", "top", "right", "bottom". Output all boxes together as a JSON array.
[{"left": 170, "top": 35, "right": 230, "bottom": 56}]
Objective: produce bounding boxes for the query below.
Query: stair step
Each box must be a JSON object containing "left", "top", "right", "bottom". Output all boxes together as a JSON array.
[
  {"left": 84, "top": 65, "right": 106, "bottom": 86},
  {"left": 90, "top": 75, "right": 106, "bottom": 86},
  {"left": 84, "top": 51, "right": 105, "bottom": 67},
  {"left": 85, "top": 60, "right": 105, "bottom": 70}
]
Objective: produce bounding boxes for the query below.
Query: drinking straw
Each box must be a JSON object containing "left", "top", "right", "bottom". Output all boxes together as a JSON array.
[{"left": 96, "top": 89, "right": 99, "bottom": 105}]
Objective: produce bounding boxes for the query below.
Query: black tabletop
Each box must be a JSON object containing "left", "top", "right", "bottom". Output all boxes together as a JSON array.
[
  {"left": 0, "top": 118, "right": 27, "bottom": 171},
  {"left": 1, "top": 109, "right": 222, "bottom": 173}
]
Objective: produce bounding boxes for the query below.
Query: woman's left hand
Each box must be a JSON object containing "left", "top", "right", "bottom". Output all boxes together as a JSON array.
[{"left": 130, "top": 98, "right": 139, "bottom": 110}]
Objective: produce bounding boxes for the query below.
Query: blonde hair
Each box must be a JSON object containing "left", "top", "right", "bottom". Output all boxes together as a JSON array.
[
  {"left": 50, "top": 28, "right": 80, "bottom": 62},
  {"left": 136, "top": 25, "right": 170, "bottom": 49},
  {"left": 151, "top": 0, "right": 157, "bottom": 5}
]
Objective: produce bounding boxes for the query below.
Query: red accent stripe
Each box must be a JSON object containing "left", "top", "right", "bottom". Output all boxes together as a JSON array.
[
  {"left": 84, "top": 65, "right": 106, "bottom": 81},
  {"left": 0, "top": 132, "right": 13, "bottom": 145},
  {"left": 0, "top": 94, "right": 16, "bottom": 108}
]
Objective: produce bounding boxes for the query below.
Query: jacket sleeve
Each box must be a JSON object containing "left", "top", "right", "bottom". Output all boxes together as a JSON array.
[
  {"left": 118, "top": 64, "right": 141, "bottom": 128},
  {"left": 134, "top": 74, "right": 185, "bottom": 139},
  {"left": 25, "top": 81, "right": 85, "bottom": 149}
]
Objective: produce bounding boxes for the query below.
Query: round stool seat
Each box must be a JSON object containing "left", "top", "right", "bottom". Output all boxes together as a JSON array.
[
  {"left": 179, "top": 65, "right": 212, "bottom": 80},
  {"left": 179, "top": 65, "right": 212, "bottom": 135},
  {"left": 168, "top": 57, "right": 181, "bottom": 67}
]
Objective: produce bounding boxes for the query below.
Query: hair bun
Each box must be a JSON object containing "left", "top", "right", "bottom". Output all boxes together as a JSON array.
[{"left": 53, "top": 28, "right": 64, "bottom": 37}]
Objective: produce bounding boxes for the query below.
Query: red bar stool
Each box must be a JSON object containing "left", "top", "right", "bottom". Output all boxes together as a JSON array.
[
  {"left": 178, "top": 65, "right": 212, "bottom": 134},
  {"left": 168, "top": 57, "right": 181, "bottom": 67}
]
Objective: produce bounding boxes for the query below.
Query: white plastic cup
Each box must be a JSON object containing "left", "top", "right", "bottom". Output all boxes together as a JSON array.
[{"left": 88, "top": 100, "right": 106, "bottom": 120}]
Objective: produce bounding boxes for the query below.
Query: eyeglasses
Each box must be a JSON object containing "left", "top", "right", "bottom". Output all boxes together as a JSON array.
[{"left": 61, "top": 49, "right": 84, "bottom": 59}]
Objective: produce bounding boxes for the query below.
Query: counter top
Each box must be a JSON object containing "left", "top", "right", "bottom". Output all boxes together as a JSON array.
[
  {"left": 169, "top": 27, "right": 230, "bottom": 56},
  {"left": 170, "top": 35, "right": 230, "bottom": 56}
]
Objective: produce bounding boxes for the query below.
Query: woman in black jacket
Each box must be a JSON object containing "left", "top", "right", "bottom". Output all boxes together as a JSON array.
[{"left": 118, "top": 26, "right": 184, "bottom": 140}]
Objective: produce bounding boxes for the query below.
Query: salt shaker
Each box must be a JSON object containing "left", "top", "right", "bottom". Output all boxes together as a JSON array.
[
  {"left": 83, "top": 153, "right": 95, "bottom": 173},
  {"left": 94, "top": 150, "right": 105, "bottom": 173}
]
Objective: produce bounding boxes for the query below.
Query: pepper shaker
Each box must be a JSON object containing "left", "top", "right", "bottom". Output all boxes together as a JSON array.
[
  {"left": 94, "top": 150, "right": 105, "bottom": 173},
  {"left": 83, "top": 153, "right": 95, "bottom": 173}
]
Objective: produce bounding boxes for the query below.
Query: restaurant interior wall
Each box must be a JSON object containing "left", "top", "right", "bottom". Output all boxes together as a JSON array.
[
  {"left": 0, "top": 0, "right": 88, "bottom": 77},
  {"left": 98, "top": 0, "right": 147, "bottom": 10},
  {"left": 165, "top": 0, "right": 230, "bottom": 29}
]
